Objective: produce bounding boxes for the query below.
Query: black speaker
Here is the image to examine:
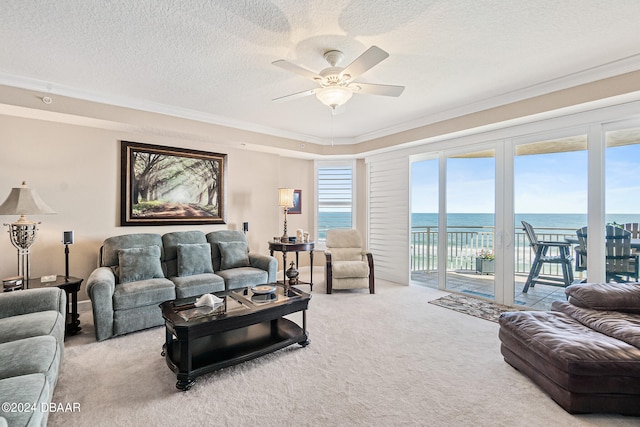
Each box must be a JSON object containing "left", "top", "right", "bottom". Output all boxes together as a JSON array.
[
  {"left": 243, "top": 222, "right": 249, "bottom": 232},
  {"left": 63, "top": 231, "right": 74, "bottom": 245}
]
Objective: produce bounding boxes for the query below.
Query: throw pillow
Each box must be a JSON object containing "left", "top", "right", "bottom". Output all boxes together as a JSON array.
[
  {"left": 117, "top": 245, "right": 165, "bottom": 284},
  {"left": 218, "top": 241, "right": 251, "bottom": 270},
  {"left": 177, "top": 243, "right": 214, "bottom": 276}
]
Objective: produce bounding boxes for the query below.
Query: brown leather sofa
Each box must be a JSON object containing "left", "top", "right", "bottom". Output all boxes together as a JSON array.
[{"left": 498, "top": 282, "right": 640, "bottom": 415}]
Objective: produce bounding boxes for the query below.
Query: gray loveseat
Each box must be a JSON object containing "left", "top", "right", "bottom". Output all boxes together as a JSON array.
[
  {"left": 87, "top": 230, "right": 277, "bottom": 341},
  {"left": 0, "top": 287, "right": 66, "bottom": 427}
]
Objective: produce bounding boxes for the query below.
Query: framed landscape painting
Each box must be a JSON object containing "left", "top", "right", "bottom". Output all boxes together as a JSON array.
[{"left": 121, "top": 141, "right": 227, "bottom": 226}]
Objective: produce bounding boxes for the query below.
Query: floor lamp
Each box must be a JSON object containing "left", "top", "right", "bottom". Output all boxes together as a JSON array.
[{"left": 0, "top": 182, "right": 56, "bottom": 288}]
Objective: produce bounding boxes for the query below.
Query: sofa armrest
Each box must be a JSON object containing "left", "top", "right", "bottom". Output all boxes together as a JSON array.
[
  {"left": 0, "top": 287, "right": 66, "bottom": 319},
  {"left": 248, "top": 253, "right": 278, "bottom": 283},
  {"left": 86, "top": 267, "right": 116, "bottom": 341}
]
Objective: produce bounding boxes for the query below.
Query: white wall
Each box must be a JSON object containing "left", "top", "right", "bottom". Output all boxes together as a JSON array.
[{"left": 0, "top": 114, "right": 313, "bottom": 300}]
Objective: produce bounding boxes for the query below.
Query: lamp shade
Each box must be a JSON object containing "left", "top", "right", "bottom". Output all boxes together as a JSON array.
[
  {"left": 0, "top": 181, "right": 56, "bottom": 223},
  {"left": 315, "top": 86, "right": 353, "bottom": 109},
  {"left": 278, "top": 188, "right": 295, "bottom": 208}
]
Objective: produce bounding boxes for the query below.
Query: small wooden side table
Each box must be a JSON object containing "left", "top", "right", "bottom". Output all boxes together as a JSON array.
[
  {"left": 30, "top": 275, "right": 83, "bottom": 336},
  {"left": 269, "top": 241, "right": 315, "bottom": 291}
]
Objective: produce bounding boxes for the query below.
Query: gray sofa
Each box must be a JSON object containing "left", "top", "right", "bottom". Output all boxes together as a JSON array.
[
  {"left": 87, "top": 230, "right": 277, "bottom": 341},
  {"left": 0, "top": 287, "right": 66, "bottom": 427}
]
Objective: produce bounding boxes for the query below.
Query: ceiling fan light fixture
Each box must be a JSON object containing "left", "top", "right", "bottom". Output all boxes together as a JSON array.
[{"left": 315, "top": 86, "right": 352, "bottom": 109}]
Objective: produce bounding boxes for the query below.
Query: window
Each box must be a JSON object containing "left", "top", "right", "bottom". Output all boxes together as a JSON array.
[{"left": 315, "top": 161, "right": 354, "bottom": 242}]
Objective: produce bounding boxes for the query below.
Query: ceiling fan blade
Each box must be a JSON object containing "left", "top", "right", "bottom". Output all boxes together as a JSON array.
[
  {"left": 340, "top": 46, "right": 389, "bottom": 81},
  {"left": 272, "top": 88, "right": 317, "bottom": 103},
  {"left": 350, "top": 82, "right": 405, "bottom": 97},
  {"left": 272, "top": 59, "right": 321, "bottom": 81}
]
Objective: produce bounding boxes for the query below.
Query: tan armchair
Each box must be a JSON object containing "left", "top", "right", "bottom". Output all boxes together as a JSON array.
[{"left": 324, "top": 229, "right": 374, "bottom": 294}]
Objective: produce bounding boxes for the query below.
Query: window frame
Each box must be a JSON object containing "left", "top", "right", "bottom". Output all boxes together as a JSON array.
[{"left": 314, "top": 159, "right": 356, "bottom": 245}]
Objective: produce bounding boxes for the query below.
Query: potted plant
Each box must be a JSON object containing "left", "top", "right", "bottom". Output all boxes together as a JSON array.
[{"left": 476, "top": 249, "right": 495, "bottom": 274}]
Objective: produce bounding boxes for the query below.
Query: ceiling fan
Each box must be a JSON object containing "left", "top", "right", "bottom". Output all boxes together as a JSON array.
[{"left": 272, "top": 46, "right": 404, "bottom": 111}]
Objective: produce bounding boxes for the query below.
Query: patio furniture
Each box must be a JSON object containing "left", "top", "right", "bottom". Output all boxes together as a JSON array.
[
  {"left": 521, "top": 221, "right": 574, "bottom": 293},
  {"left": 623, "top": 222, "right": 640, "bottom": 238},
  {"left": 574, "top": 226, "right": 588, "bottom": 273},
  {"left": 605, "top": 225, "right": 639, "bottom": 282}
]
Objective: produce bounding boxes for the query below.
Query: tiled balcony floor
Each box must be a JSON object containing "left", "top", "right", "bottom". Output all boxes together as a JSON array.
[{"left": 411, "top": 270, "right": 568, "bottom": 311}]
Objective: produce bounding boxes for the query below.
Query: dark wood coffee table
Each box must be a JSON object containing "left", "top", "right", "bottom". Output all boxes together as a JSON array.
[{"left": 160, "top": 284, "right": 311, "bottom": 391}]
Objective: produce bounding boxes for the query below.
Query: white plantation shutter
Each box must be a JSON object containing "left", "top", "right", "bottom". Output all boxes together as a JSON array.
[
  {"left": 317, "top": 164, "right": 353, "bottom": 242},
  {"left": 368, "top": 156, "right": 410, "bottom": 284}
]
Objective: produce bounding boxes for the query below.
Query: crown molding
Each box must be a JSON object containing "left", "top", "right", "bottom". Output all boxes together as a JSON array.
[
  {"left": 357, "top": 53, "right": 640, "bottom": 144},
  {"left": 0, "top": 53, "right": 639, "bottom": 149},
  {"left": 0, "top": 72, "right": 333, "bottom": 146}
]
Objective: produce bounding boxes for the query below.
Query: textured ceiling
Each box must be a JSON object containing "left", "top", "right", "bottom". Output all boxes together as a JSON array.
[{"left": 2, "top": 0, "right": 640, "bottom": 144}]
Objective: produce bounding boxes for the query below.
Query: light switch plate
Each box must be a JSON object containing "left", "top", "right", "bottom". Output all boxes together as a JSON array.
[{"left": 41, "top": 275, "right": 57, "bottom": 282}]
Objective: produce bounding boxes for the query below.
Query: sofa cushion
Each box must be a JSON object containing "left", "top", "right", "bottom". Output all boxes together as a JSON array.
[
  {"left": 215, "top": 267, "right": 267, "bottom": 290},
  {"left": 0, "top": 374, "right": 49, "bottom": 427},
  {"left": 170, "top": 273, "right": 225, "bottom": 298},
  {"left": 332, "top": 260, "right": 369, "bottom": 278},
  {"left": 329, "top": 248, "right": 363, "bottom": 262},
  {"left": 218, "top": 241, "right": 251, "bottom": 270},
  {"left": 162, "top": 231, "right": 208, "bottom": 277},
  {"left": 112, "top": 278, "right": 176, "bottom": 310},
  {"left": 206, "top": 230, "right": 250, "bottom": 271},
  {"left": 326, "top": 229, "right": 363, "bottom": 248},
  {"left": 177, "top": 243, "right": 214, "bottom": 276},
  {"left": 552, "top": 300, "right": 640, "bottom": 349},
  {"left": 0, "top": 311, "right": 65, "bottom": 346},
  {"left": 118, "top": 245, "right": 165, "bottom": 284},
  {"left": 101, "top": 233, "right": 164, "bottom": 267},
  {"left": 0, "top": 336, "right": 60, "bottom": 388},
  {"left": 565, "top": 282, "right": 640, "bottom": 313}
]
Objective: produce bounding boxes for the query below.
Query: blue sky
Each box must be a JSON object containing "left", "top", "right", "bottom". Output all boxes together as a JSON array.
[{"left": 411, "top": 144, "right": 640, "bottom": 214}]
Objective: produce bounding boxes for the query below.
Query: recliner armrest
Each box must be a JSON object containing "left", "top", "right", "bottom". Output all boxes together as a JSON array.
[
  {"left": 248, "top": 253, "right": 278, "bottom": 282},
  {"left": 86, "top": 267, "right": 117, "bottom": 341}
]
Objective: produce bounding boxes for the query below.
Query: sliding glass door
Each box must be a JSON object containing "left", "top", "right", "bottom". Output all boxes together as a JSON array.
[
  {"left": 407, "top": 107, "right": 640, "bottom": 308},
  {"left": 513, "top": 134, "right": 588, "bottom": 309},
  {"left": 605, "top": 125, "right": 640, "bottom": 282},
  {"left": 410, "top": 157, "right": 439, "bottom": 287},
  {"left": 445, "top": 149, "right": 496, "bottom": 299}
]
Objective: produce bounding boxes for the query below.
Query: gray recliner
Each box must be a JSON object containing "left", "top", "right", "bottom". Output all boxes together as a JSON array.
[{"left": 87, "top": 233, "right": 176, "bottom": 341}]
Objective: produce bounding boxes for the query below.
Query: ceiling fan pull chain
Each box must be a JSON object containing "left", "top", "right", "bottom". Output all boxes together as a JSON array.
[{"left": 330, "top": 109, "right": 334, "bottom": 147}]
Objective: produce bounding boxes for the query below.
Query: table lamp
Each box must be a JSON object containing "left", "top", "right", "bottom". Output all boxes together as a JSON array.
[
  {"left": 278, "top": 188, "right": 295, "bottom": 243},
  {"left": 0, "top": 181, "right": 56, "bottom": 287}
]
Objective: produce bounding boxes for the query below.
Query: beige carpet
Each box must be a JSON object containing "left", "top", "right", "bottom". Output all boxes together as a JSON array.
[{"left": 50, "top": 269, "right": 637, "bottom": 426}]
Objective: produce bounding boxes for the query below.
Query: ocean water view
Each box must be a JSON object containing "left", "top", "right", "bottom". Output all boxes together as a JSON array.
[
  {"left": 409, "top": 212, "right": 640, "bottom": 273},
  {"left": 412, "top": 213, "right": 640, "bottom": 231},
  {"left": 320, "top": 212, "right": 640, "bottom": 232},
  {"left": 319, "top": 211, "right": 640, "bottom": 273}
]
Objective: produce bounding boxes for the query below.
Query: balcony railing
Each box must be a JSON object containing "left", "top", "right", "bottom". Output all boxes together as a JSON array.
[{"left": 411, "top": 226, "right": 577, "bottom": 276}]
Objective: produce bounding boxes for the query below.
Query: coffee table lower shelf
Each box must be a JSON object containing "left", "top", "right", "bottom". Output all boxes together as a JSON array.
[{"left": 163, "top": 318, "right": 309, "bottom": 390}]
